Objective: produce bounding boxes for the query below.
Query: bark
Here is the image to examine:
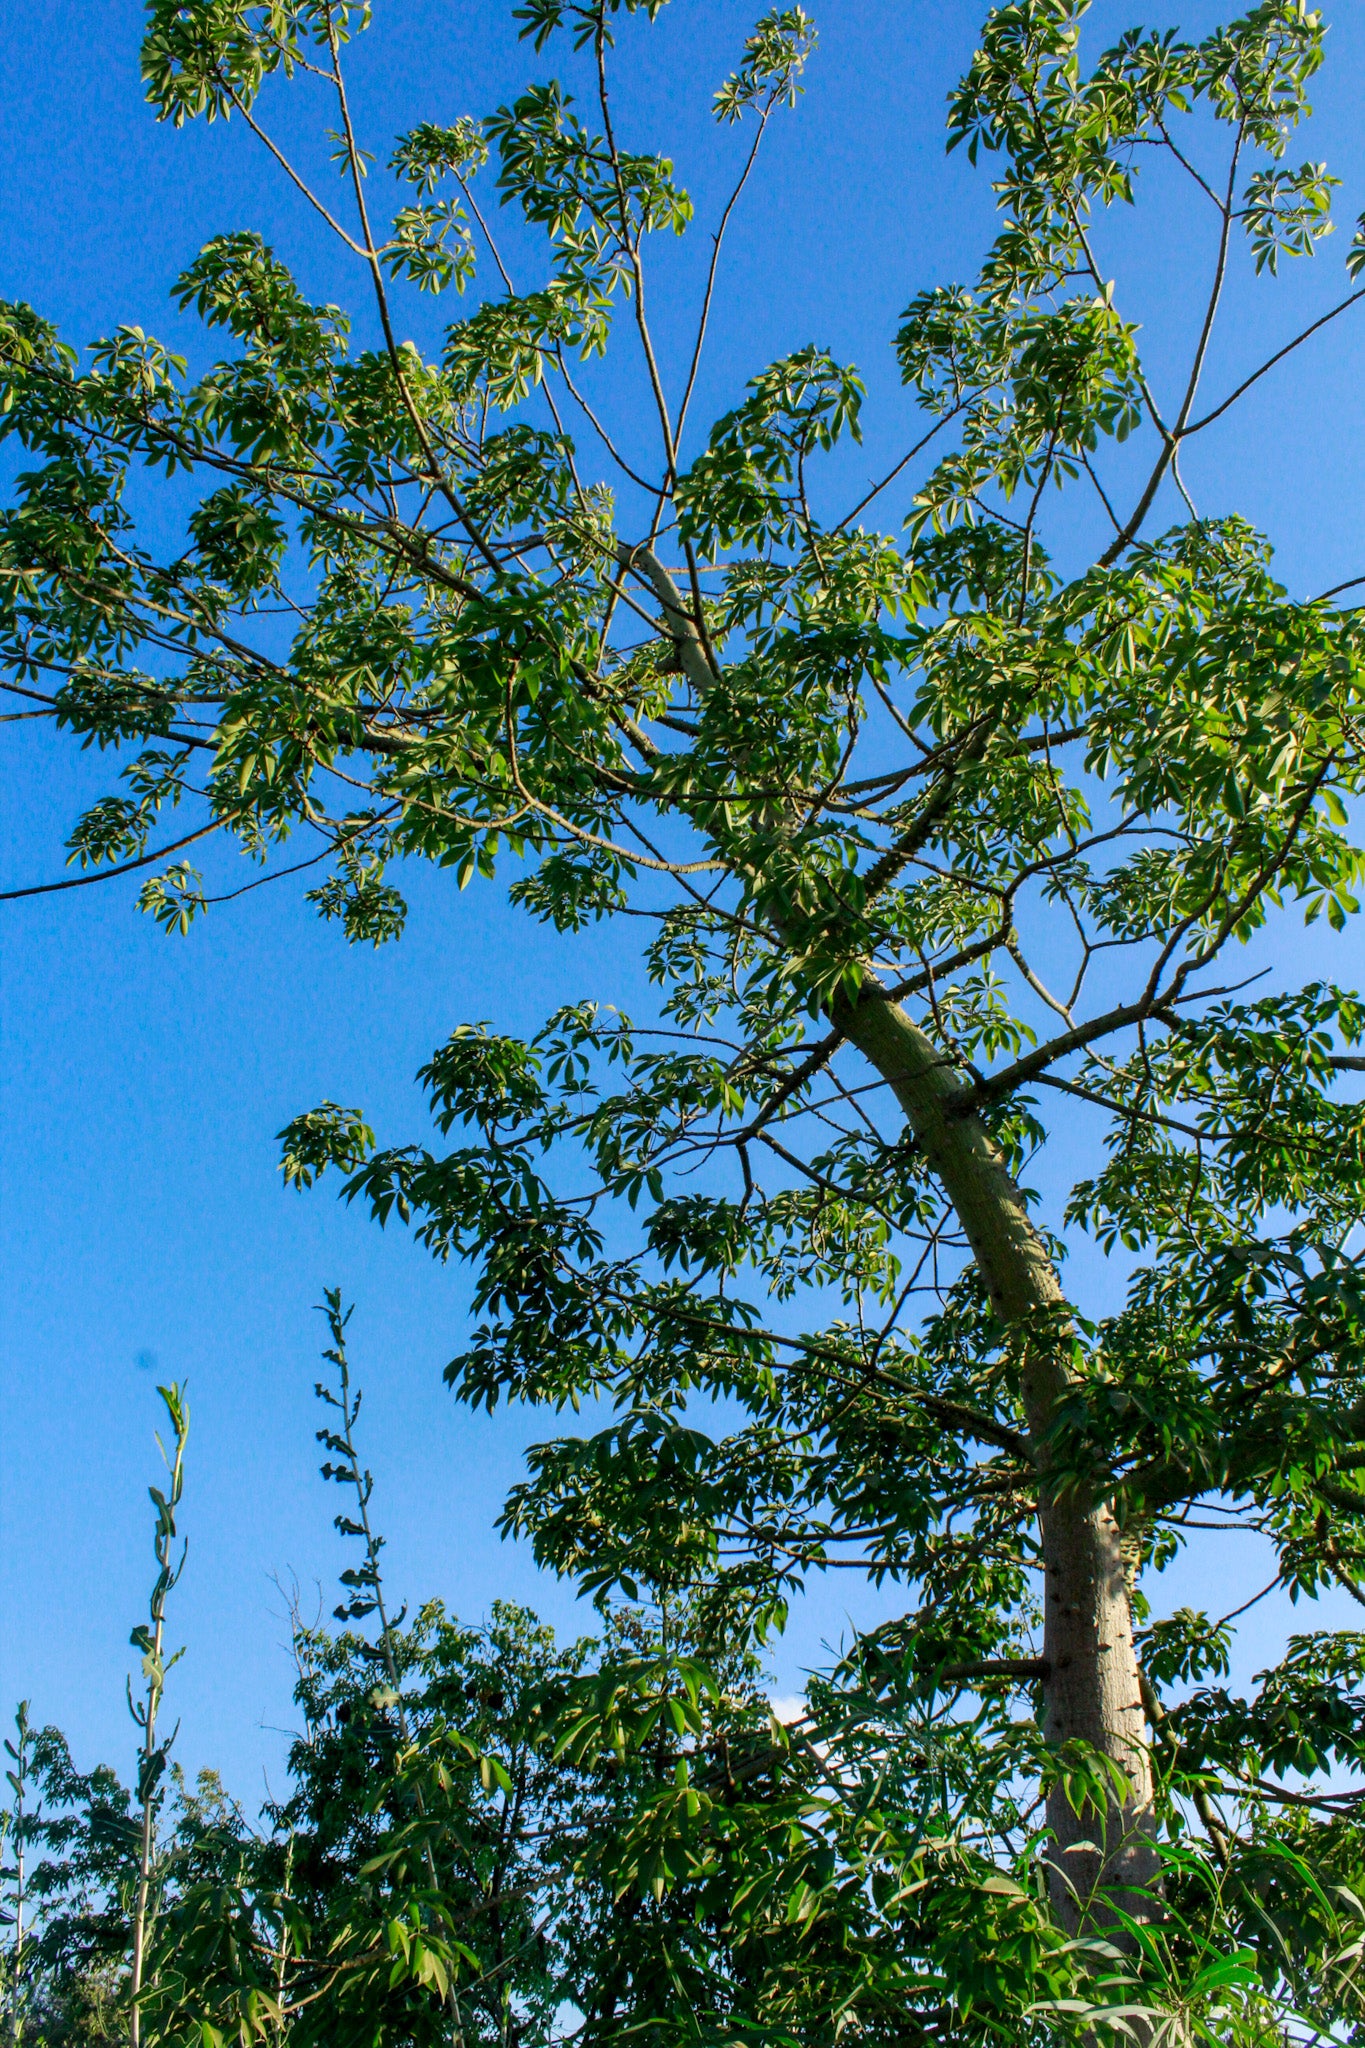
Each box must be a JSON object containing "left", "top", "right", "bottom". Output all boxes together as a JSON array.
[
  {"left": 835, "top": 984, "right": 1160, "bottom": 1929},
  {"left": 633, "top": 544, "right": 1160, "bottom": 1929}
]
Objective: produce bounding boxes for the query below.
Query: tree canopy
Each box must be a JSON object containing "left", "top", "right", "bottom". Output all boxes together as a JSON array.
[{"left": 7, "top": 0, "right": 1365, "bottom": 2040}]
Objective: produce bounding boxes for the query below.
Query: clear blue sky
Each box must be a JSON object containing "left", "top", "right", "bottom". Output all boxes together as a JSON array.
[{"left": 3, "top": 0, "right": 1364, "bottom": 1806}]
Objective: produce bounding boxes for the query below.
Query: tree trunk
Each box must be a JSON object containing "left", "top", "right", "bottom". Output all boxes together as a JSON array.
[
  {"left": 833, "top": 983, "right": 1159, "bottom": 1929},
  {"left": 635, "top": 546, "right": 1160, "bottom": 1927},
  {"left": 1039, "top": 1497, "right": 1159, "bottom": 1927}
]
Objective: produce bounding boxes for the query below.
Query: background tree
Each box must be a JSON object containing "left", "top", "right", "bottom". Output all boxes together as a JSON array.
[
  {"left": 5, "top": 1324, "right": 853, "bottom": 2048},
  {"left": 6, "top": 0, "right": 1365, "bottom": 2034}
]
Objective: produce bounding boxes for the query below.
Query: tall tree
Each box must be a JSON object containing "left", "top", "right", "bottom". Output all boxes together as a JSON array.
[{"left": 6, "top": 0, "right": 1365, "bottom": 2028}]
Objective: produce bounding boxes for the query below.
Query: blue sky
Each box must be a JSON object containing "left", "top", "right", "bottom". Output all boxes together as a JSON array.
[{"left": 3, "top": 0, "right": 1365, "bottom": 1807}]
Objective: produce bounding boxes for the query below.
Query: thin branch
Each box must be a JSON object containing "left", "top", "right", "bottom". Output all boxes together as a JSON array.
[
  {"left": 1185, "top": 285, "right": 1365, "bottom": 437},
  {"left": 223, "top": 82, "right": 368, "bottom": 254},
  {"left": 834, "top": 407, "right": 962, "bottom": 533},
  {"left": 1098, "top": 128, "right": 1241, "bottom": 566},
  {"left": 1313, "top": 574, "right": 1365, "bottom": 605},
  {"left": 0, "top": 820, "right": 223, "bottom": 904},
  {"left": 937, "top": 1658, "right": 1049, "bottom": 1684},
  {"left": 595, "top": 22, "right": 677, "bottom": 482},
  {"left": 322, "top": 6, "right": 503, "bottom": 580},
  {"left": 675, "top": 104, "right": 774, "bottom": 447}
]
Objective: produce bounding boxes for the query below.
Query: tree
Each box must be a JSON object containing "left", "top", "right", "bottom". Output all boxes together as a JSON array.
[
  {"left": 5, "top": 1318, "right": 836, "bottom": 2048},
  {"left": 6, "top": 0, "right": 1365, "bottom": 2032}
]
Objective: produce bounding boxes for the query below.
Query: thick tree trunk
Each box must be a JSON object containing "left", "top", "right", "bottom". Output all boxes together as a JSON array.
[
  {"left": 635, "top": 546, "right": 1159, "bottom": 1926},
  {"left": 833, "top": 984, "right": 1159, "bottom": 1929},
  {"left": 1039, "top": 1498, "right": 1159, "bottom": 1927}
]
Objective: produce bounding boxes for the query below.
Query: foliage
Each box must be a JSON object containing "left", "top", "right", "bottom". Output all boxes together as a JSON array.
[{"left": 7, "top": 0, "right": 1365, "bottom": 2037}]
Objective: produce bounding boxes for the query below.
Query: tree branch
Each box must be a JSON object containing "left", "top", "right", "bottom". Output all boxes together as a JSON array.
[{"left": 0, "top": 820, "right": 223, "bottom": 904}]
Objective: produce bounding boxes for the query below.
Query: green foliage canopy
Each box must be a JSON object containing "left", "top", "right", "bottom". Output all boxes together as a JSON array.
[{"left": 7, "top": 0, "right": 1365, "bottom": 2037}]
